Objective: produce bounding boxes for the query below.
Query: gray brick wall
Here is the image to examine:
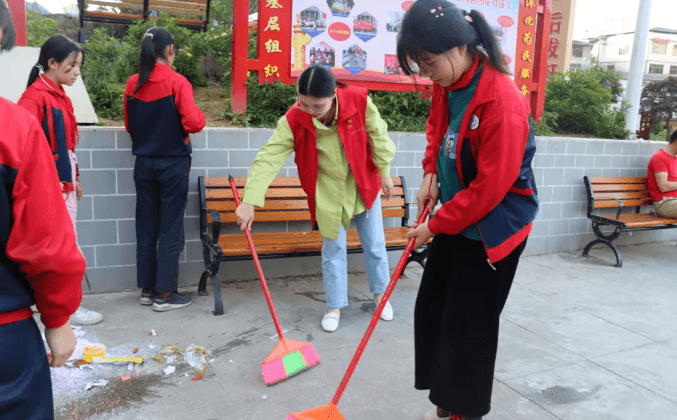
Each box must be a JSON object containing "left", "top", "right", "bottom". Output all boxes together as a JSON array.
[{"left": 75, "top": 127, "right": 675, "bottom": 293}]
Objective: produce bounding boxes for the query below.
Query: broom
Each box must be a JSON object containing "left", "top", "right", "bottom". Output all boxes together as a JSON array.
[
  {"left": 228, "top": 176, "right": 320, "bottom": 386},
  {"left": 284, "top": 204, "right": 431, "bottom": 420}
]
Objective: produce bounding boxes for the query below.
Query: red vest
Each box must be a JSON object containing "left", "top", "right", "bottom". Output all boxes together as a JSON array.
[{"left": 286, "top": 86, "right": 381, "bottom": 226}]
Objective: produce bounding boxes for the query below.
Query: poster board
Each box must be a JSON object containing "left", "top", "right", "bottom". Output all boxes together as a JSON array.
[{"left": 231, "top": 0, "right": 551, "bottom": 118}]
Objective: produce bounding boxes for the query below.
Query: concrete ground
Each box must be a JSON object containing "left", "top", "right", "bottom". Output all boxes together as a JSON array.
[{"left": 48, "top": 241, "right": 677, "bottom": 420}]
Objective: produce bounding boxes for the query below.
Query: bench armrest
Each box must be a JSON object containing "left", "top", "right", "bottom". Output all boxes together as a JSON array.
[
  {"left": 207, "top": 209, "right": 222, "bottom": 245},
  {"left": 614, "top": 200, "right": 624, "bottom": 221}
]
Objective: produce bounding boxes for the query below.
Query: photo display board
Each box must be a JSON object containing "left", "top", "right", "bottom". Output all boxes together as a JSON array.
[{"left": 288, "top": 0, "right": 521, "bottom": 84}]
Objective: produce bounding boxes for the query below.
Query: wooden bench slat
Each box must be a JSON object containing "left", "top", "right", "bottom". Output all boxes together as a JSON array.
[
  {"left": 588, "top": 177, "right": 647, "bottom": 184},
  {"left": 594, "top": 199, "right": 653, "bottom": 208},
  {"left": 206, "top": 197, "right": 406, "bottom": 212},
  {"left": 87, "top": 0, "right": 145, "bottom": 10},
  {"left": 148, "top": 4, "right": 207, "bottom": 16},
  {"left": 208, "top": 206, "right": 406, "bottom": 223},
  {"left": 206, "top": 187, "right": 406, "bottom": 200},
  {"left": 83, "top": 10, "right": 142, "bottom": 19},
  {"left": 206, "top": 177, "right": 404, "bottom": 188},
  {"left": 148, "top": 0, "right": 207, "bottom": 10},
  {"left": 217, "top": 227, "right": 414, "bottom": 256},
  {"left": 589, "top": 184, "right": 648, "bottom": 192},
  {"left": 593, "top": 192, "right": 650, "bottom": 200}
]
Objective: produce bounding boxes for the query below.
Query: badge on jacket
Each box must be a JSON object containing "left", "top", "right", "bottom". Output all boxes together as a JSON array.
[
  {"left": 470, "top": 114, "right": 480, "bottom": 130},
  {"left": 443, "top": 131, "right": 457, "bottom": 159}
]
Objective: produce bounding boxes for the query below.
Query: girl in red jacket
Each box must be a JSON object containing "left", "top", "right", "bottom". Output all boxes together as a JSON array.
[
  {"left": 124, "top": 27, "right": 205, "bottom": 312},
  {"left": 19, "top": 35, "right": 103, "bottom": 326},
  {"left": 397, "top": 1, "right": 539, "bottom": 419}
]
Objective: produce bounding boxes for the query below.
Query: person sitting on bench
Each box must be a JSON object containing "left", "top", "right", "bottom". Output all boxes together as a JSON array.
[{"left": 647, "top": 129, "right": 677, "bottom": 218}]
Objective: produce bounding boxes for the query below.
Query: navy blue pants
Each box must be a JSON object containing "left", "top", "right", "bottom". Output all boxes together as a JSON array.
[
  {"left": 0, "top": 317, "right": 53, "bottom": 420},
  {"left": 134, "top": 155, "right": 190, "bottom": 293}
]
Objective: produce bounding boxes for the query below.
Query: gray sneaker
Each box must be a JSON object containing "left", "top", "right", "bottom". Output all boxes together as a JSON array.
[
  {"left": 152, "top": 292, "right": 193, "bottom": 312},
  {"left": 70, "top": 306, "right": 103, "bottom": 325}
]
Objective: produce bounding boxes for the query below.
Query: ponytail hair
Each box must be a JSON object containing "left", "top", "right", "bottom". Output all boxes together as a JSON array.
[
  {"left": 397, "top": 0, "right": 509, "bottom": 77},
  {"left": 297, "top": 65, "right": 347, "bottom": 98},
  {"left": 466, "top": 9, "right": 509, "bottom": 75},
  {"left": 135, "top": 27, "right": 175, "bottom": 94},
  {"left": 0, "top": 0, "right": 16, "bottom": 52},
  {"left": 27, "top": 35, "right": 83, "bottom": 88}
]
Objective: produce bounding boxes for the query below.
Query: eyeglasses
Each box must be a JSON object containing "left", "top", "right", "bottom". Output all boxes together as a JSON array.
[{"left": 295, "top": 96, "right": 330, "bottom": 114}]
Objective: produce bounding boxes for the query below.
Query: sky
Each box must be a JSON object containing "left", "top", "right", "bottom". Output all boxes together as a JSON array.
[
  {"left": 38, "top": 0, "right": 676, "bottom": 40},
  {"left": 572, "top": 0, "right": 675, "bottom": 40}
]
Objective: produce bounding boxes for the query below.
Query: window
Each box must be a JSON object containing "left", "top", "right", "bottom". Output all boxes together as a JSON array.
[
  {"left": 649, "top": 64, "right": 664, "bottom": 74},
  {"left": 619, "top": 45, "right": 629, "bottom": 55},
  {"left": 607, "top": 65, "right": 615, "bottom": 71},
  {"left": 570, "top": 63, "right": 582, "bottom": 72},
  {"left": 673, "top": 45, "right": 677, "bottom": 56},
  {"left": 572, "top": 45, "right": 583, "bottom": 58},
  {"left": 651, "top": 39, "right": 668, "bottom": 54},
  {"left": 671, "top": 66, "right": 677, "bottom": 75}
]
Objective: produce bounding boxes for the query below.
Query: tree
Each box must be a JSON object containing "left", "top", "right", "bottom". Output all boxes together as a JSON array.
[
  {"left": 209, "top": 0, "right": 257, "bottom": 26},
  {"left": 641, "top": 76, "right": 677, "bottom": 142},
  {"left": 542, "top": 67, "right": 628, "bottom": 139},
  {"left": 26, "top": 10, "right": 58, "bottom": 47}
]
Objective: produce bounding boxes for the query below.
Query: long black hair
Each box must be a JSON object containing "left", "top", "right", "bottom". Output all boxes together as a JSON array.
[
  {"left": 297, "top": 65, "right": 346, "bottom": 98},
  {"left": 0, "top": 0, "right": 16, "bottom": 52},
  {"left": 396, "top": 0, "right": 509, "bottom": 77},
  {"left": 135, "top": 27, "right": 174, "bottom": 94},
  {"left": 27, "top": 35, "right": 83, "bottom": 88}
]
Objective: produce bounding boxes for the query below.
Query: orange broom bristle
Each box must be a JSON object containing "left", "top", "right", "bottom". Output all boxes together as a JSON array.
[{"left": 285, "top": 403, "right": 345, "bottom": 420}]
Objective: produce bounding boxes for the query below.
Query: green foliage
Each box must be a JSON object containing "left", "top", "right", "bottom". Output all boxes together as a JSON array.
[
  {"left": 80, "top": 28, "right": 127, "bottom": 120},
  {"left": 370, "top": 89, "right": 431, "bottom": 133},
  {"left": 26, "top": 10, "right": 58, "bottom": 47},
  {"left": 641, "top": 76, "right": 677, "bottom": 137},
  {"left": 226, "top": 77, "right": 297, "bottom": 127},
  {"left": 543, "top": 68, "right": 629, "bottom": 139},
  {"left": 120, "top": 16, "right": 207, "bottom": 87},
  {"left": 225, "top": 75, "right": 432, "bottom": 131},
  {"left": 533, "top": 111, "right": 558, "bottom": 137},
  {"left": 209, "top": 0, "right": 257, "bottom": 26},
  {"left": 649, "top": 129, "right": 668, "bottom": 142}
]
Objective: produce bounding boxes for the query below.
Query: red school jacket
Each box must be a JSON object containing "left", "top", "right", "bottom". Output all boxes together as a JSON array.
[
  {"left": 124, "top": 63, "right": 205, "bottom": 157},
  {"left": 286, "top": 86, "right": 381, "bottom": 227},
  {"left": 18, "top": 75, "right": 80, "bottom": 193},
  {"left": 0, "top": 98, "right": 85, "bottom": 328},
  {"left": 422, "top": 60, "right": 539, "bottom": 264}
]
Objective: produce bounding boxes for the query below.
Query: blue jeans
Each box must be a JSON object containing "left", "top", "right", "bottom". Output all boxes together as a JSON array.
[
  {"left": 134, "top": 155, "right": 190, "bottom": 293},
  {"left": 322, "top": 196, "right": 390, "bottom": 309}
]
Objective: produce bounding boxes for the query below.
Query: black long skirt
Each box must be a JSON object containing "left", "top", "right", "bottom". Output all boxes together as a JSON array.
[{"left": 414, "top": 233, "right": 526, "bottom": 418}]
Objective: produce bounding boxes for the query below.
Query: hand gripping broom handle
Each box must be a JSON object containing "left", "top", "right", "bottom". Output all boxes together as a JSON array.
[
  {"left": 331, "top": 204, "right": 431, "bottom": 406},
  {"left": 229, "top": 176, "right": 285, "bottom": 341}
]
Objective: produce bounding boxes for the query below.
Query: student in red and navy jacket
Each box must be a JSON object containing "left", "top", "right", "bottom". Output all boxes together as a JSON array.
[
  {"left": 124, "top": 27, "right": 205, "bottom": 312},
  {"left": 397, "top": 1, "right": 539, "bottom": 419},
  {"left": 18, "top": 34, "right": 103, "bottom": 326},
  {"left": 0, "top": 8, "right": 86, "bottom": 418}
]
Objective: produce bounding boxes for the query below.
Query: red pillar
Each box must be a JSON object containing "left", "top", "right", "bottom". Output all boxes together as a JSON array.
[
  {"left": 7, "top": 0, "right": 27, "bottom": 47},
  {"left": 230, "top": 0, "right": 250, "bottom": 115}
]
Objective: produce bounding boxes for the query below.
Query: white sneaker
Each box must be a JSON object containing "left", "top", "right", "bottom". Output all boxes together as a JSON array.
[
  {"left": 375, "top": 296, "right": 393, "bottom": 321},
  {"left": 70, "top": 306, "right": 103, "bottom": 325},
  {"left": 321, "top": 311, "right": 340, "bottom": 332}
]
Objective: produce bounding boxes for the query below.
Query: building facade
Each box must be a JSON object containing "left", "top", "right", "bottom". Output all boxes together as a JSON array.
[{"left": 595, "top": 28, "right": 677, "bottom": 77}]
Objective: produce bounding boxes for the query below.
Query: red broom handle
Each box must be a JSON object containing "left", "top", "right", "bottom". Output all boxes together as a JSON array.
[
  {"left": 331, "top": 204, "right": 431, "bottom": 405},
  {"left": 229, "top": 176, "right": 285, "bottom": 340}
]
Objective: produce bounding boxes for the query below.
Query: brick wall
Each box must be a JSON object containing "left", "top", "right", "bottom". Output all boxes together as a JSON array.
[{"left": 76, "top": 127, "right": 674, "bottom": 293}]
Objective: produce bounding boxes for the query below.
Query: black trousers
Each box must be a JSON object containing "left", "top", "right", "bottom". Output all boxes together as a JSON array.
[
  {"left": 0, "top": 317, "right": 54, "bottom": 420},
  {"left": 414, "top": 234, "right": 526, "bottom": 418},
  {"left": 134, "top": 155, "right": 191, "bottom": 293}
]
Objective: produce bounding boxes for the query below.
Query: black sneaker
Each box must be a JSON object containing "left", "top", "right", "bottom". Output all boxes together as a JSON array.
[
  {"left": 140, "top": 288, "right": 156, "bottom": 306},
  {"left": 152, "top": 291, "right": 193, "bottom": 312}
]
